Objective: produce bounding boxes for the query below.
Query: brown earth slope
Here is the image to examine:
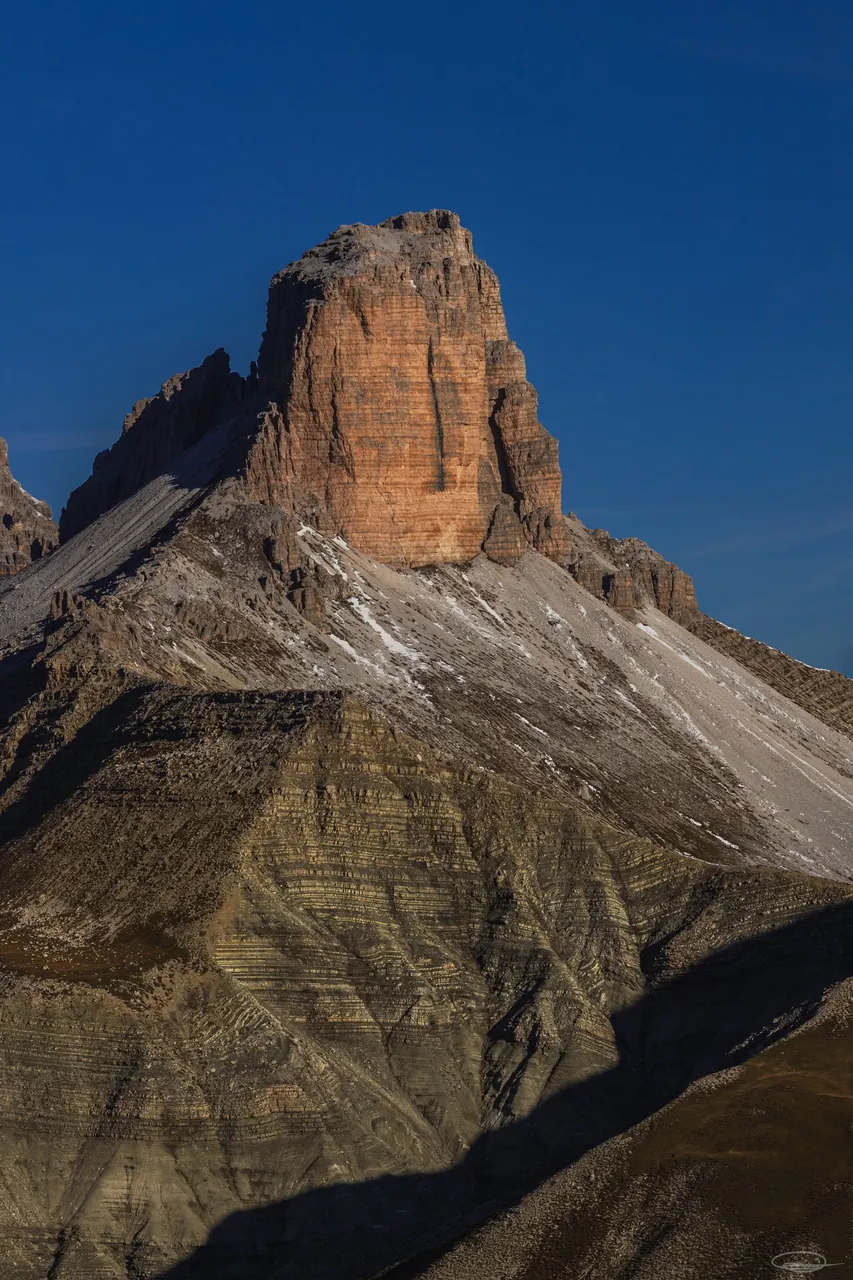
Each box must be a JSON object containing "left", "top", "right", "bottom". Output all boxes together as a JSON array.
[{"left": 400, "top": 987, "right": 853, "bottom": 1280}]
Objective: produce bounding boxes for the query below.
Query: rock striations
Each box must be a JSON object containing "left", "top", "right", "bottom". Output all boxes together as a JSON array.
[
  {"left": 61, "top": 211, "right": 566, "bottom": 568},
  {"left": 0, "top": 212, "right": 851, "bottom": 1279},
  {"left": 251, "top": 210, "right": 566, "bottom": 566},
  {"left": 0, "top": 439, "right": 57, "bottom": 576}
]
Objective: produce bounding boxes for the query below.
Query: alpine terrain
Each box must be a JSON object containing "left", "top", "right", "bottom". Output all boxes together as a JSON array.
[{"left": 0, "top": 211, "right": 850, "bottom": 1279}]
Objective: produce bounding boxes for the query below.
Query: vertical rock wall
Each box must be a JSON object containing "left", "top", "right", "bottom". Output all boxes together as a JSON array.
[
  {"left": 251, "top": 210, "right": 566, "bottom": 566},
  {"left": 58, "top": 212, "right": 568, "bottom": 570}
]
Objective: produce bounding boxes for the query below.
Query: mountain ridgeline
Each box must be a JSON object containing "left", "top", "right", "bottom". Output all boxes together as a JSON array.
[{"left": 0, "top": 212, "right": 849, "bottom": 1278}]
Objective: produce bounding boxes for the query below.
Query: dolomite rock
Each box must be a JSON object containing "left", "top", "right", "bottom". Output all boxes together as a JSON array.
[
  {"left": 60, "top": 212, "right": 567, "bottom": 569},
  {"left": 0, "top": 438, "right": 57, "bottom": 576},
  {"left": 4, "top": 209, "right": 853, "bottom": 1279},
  {"left": 564, "top": 515, "right": 698, "bottom": 622},
  {"left": 59, "top": 348, "right": 245, "bottom": 541},
  {"left": 251, "top": 210, "right": 566, "bottom": 566}
]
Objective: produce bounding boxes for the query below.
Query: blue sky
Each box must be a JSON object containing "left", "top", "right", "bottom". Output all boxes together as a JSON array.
[{"left": 1, "top": 0, "right": 851, "bottom": 672}]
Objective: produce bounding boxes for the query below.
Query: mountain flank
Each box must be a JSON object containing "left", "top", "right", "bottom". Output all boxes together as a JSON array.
[{"left": 0, "top": 212, "right": 850, "bottom": 1277}]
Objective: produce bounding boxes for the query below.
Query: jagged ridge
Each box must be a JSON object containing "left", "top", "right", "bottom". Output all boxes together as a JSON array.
[
  {"left": 61, "top": 211, "right": 565, "bottom": 569},
  {"left": 0, "top": 439, "right": 57, "bottom": 576}
]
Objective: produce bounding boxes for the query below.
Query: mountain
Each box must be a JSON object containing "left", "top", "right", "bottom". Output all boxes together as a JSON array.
[
  {"left": 0, "top": 212, "right": 850, "bottom": 1279},
  {"left": 0, "top": 438, "right": 57, "bottom": 577}
]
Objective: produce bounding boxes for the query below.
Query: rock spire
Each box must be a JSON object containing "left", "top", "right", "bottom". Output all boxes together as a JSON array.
[{"left": 61, "top": 212, "right": 567, "bottom": 568}]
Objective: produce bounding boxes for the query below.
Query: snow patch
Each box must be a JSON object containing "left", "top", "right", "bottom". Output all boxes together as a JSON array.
[
  {"left": 328, "top": 634, "right": 360, "bottom": 660},
  {"left": 513, "top": 713, "right": 548, "bottom": 737},
  {"left": 637, "top": 622, "right": 711, "bottom": 678},
  {"left": 347, "top": 597, "right": 420, "bottom": 662}
]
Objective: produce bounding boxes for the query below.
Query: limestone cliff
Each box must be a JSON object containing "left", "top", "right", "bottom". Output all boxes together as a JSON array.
[
  {"left": 59, "top": 348, "right": 245, "bottom": 541},
  {"left": 251, "top": 210, "right": 565, "bottom": 566},
  {"left": 0, "top": 439, "right": 57, "bottom": 576},
  {"left": 59, "top": 212, "right": 566, "bottom": 567}
]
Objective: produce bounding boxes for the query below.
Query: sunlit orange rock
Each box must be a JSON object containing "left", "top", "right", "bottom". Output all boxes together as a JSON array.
[{"left": 252, "top": 210, "right": 566, "bottom": 567}]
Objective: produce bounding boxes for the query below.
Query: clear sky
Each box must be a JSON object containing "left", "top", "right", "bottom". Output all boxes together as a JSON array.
[{"left": 2, "top": 1, "right": 851, "bottom": 672}]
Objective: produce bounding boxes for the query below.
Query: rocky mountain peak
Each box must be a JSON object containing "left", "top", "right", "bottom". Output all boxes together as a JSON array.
[
  {"left": 0, "top": 438, "right": 57, "bottom": 576},
  {"left": 1, "top": 212, "right": 853, "bottom": 1280},
  {"left": 250, "top": 208, "right": 567, "bottom": 566},
  {"left": 60, "top": 212, "right": 567, "bottom": 568}
]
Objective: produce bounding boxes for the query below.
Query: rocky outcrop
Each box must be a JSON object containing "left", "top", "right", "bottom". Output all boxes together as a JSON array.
[
  {"left": 4, "top": 208, "right": 853, "bottom": 1280},
  {"left": 564, "top": 514, "right": 698, "bottom": 623},
  {"left": 250, "top": 210, "right": 566, "bottom": 566},
  {"left": 0, "top": 439, "right": 57, "bottom": 576},
  {"left": 59, "top": 348, "right": 245, "bottom": 541},
  {"left": 60, "top": 212, "right": 566, "bottom": 569}
]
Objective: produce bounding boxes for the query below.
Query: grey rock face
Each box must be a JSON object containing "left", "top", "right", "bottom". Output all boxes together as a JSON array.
[{"left": 0, "top": 438, "right": 57, "bottom": 576}]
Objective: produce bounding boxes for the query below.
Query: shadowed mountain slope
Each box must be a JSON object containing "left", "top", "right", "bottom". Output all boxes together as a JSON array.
[
  {"left": 0, "top": 439, "right": 57, "bottom": 577},
  {"left": 159, "top": 903, "right": 853, "bottom": 1280},
  {"left": 398, "top": 980, "right": 853, "bottom": 1280}
]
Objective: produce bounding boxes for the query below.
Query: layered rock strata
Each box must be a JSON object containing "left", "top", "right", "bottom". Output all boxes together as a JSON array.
[
  {"left": 252, "top": 210, "right": 566, "bottom": 566},
  {"left": 0, "top": 439, "right": 57, "bottom": 576},
  {"left": 689, "top": 611, "right": 853, "bottom": 738},
  {"left": 0, "top": 671, "right": 849, "bottom": 1279},
  {"left": 1, "top": 209, "right": 852, "bottom": 1279},
  {"left": 60, "top": 212, "right": 566, "bottom": 567}
]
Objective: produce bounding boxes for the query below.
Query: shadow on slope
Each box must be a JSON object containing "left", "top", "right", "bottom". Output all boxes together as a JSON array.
[
  {"left": 68, "top": 407, "right": 257, "bottom": 601},
  {"left": 0, "top": 685, "right": 152, "bottom": 835},
  {"left": 58, "top": 350, "right": 247, "bottom": 543},
  {"left": 156, "top": 897, "right": 853, "bottom": 1280}
]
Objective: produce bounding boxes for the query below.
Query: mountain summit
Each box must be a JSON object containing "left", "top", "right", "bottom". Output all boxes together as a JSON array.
[
  {"left": 0, "top": 215, "right": 851, "bottom": 1278},
  {"left": 63, "top": 211, "right": 565, "bottom": 567}
]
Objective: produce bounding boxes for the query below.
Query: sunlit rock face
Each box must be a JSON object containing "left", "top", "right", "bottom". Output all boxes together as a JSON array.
[
  {"left": 60, "top": 212, "right": 566, "bottom": 569},
  {"left": 251, "top": 210, "right": 566, "bottom": 568}
]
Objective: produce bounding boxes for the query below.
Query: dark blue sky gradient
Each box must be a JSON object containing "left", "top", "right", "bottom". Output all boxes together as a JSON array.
[{"left": 2, "top": 1, "right": 851, "bottom": 671}]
